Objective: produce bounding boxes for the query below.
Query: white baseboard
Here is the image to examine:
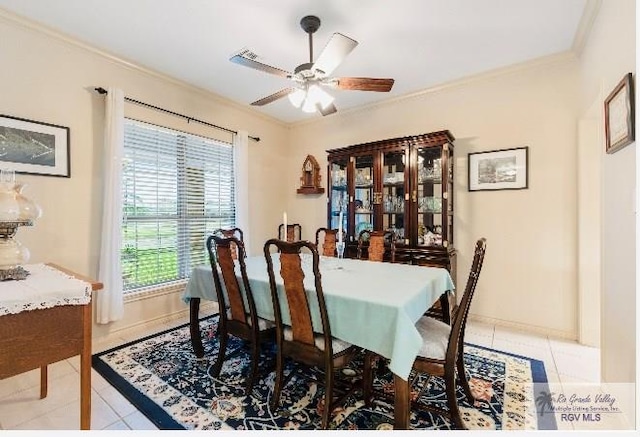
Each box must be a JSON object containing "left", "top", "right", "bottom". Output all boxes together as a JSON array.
[
  {"left": 469, "top": 313, "right": 577, "bottom": 342},
  {"left": 95, "top": 301, "right": 219, "bottom": 346}
]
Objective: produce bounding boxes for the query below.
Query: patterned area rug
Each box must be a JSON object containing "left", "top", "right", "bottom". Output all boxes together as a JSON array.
[{"left": 92, "top": 316, "right": 555, "bottom": 430}]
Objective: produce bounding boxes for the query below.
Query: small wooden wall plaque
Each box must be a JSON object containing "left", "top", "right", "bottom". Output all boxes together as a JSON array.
[{"left": 297, "top": 154, "right": 325, "bottom": 195}]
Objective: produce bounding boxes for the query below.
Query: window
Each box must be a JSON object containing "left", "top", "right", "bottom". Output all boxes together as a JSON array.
[{"left": 122, "top": 119, "right": 235, "bottom": 291}]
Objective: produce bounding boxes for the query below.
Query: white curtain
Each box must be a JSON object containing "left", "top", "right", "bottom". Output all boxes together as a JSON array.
[
  {"left": 97, "top": 87, "right": 125, "bottom": 324},
  {"left": 233, "top": 130, "right": 250, "bottom": 254}
]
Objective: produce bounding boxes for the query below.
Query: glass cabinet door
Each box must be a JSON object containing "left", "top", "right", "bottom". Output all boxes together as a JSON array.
[
  {"left": 415, "top": 145, "right": 444, "bottom": 248},
  {"left": 328, "top": 158, "right": 348, "bottom": 234},
  {"left": 381, "top": 149, "right": 407, "bottom": 243},
  {"left": 444, "top": 143, "right": 454, "bottom": 248},
  {"left": 353, "top": 154, "right": 374, "bottom": 240}
]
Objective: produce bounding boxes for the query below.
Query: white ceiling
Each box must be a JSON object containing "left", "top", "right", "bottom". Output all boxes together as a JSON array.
[{"left": 0, "top": 0, "right": 588, "bottom": 123}]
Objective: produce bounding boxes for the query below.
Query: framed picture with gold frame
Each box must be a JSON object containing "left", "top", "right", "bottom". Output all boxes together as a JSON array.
[{"left": 604, "top": 73, "right": 635, "bottom": 154}]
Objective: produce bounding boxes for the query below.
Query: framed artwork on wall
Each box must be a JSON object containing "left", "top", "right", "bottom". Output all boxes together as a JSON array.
[
  {"left": 604, "top": 72, "right": 635, "bottom": 154},
  {"left": 468, "top": 146, "right": 528, "bottom": 192},
  {"left": 0, "top": 114, "right": 70, "bottom": 177}
]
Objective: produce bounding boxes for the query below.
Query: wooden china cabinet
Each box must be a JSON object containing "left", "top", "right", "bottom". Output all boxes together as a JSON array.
[{"left": 326, "top": 130, "right": 456, "bottom": 281}]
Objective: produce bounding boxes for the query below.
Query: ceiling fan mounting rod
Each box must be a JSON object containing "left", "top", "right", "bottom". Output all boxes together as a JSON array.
[{"left": 300, "top": 15, "right": 321, "bottom": 63}]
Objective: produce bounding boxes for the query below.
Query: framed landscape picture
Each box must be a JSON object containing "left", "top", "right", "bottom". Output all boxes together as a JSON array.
[
  {"left": 604, "top": 72, "right": 635, "bottom": 154},
  {"left": 468, "top": 147, "right": 528, "bottom": 192},
  {"left": 0, "top": 114, "right": 70, "bottom": 177}
]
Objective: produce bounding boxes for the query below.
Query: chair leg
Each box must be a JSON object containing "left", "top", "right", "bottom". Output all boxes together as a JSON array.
[
  {"left": 189, "top": 298, "right": 205, "bottom": 359},
  {"left": 444, "top": 366, "right": 466, "bottom": 429},
  {"left": 322, "top": 363, "right": 334, "bottom": 429},
  {"left": 211, "top": 332, "right": 227, "bottom": 378},
  {"left": 271, "top": 349, "right": 284, "bottom": 409},
  {"left": 440, "top": 293, "right": 452, "bottom": 325},
  {"left": 245, "top": 340, "right": 260, "bottom": 395},
  {"left": 456, "top": 349, "right": 474, "bottom": 403},
  {"left": 363, "top": 351, "right": 373, "bottom": 407}
]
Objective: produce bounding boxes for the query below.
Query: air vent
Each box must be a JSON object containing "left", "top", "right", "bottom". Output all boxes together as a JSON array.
[{"left": 236, "top": 48, "right": 258, "bottom": 60}]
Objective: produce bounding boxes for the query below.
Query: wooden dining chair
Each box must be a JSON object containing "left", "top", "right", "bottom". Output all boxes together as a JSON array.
[
  {"left": 423, "top": 290, "right": 456, "bottom": 325},
  {"left": 212, "top": 227, "right": 245, "bottom": 260},
  {"left": 388, "top": 236, "right": 410, "bottom": 265},
  {"left": 356, "top": 230, "right": 395, "bottom": 262},
  {"left": 278, "top": 223, "right": 302, "bottom": 242},
  {"left": 206, "top": 234, "right": 275, "bottom": 394},
  {"left": 263, "top": 239, "right": 360, "bottom": 429},
  {"left": 363, "top": 238, "right": 487, "bottom": 429},
  {"left": 314, "top": 227, "right": 345, "bottom": 257}
]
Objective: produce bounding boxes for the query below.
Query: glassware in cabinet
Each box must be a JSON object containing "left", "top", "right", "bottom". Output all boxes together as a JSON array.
[
  {"left": 328, "top": 158, "right": 348, "bottom": 233},
  {"left": 353, "top": 154, "right": 374, "bottom": 238},
  {"left": 382, "top": 149, "right": 407, "bottom": 242},
  {"left": 415, "top": 145, "right": 444, "bottom": 247}
]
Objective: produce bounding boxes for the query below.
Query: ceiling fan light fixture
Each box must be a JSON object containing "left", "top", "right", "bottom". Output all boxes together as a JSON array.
[
  {"left": 288, "top": 88, "right": 305, "bottom": 108},
  {"left": 308, "top": 84, "right": 334, "bottom": 109},
  {"left": 295, "top": 84, "right": 334, "bottom": 113},
  {"left": 291, "top": 84, "right": 335, "bottom": 113},
  {"left": 301, "top": 96, "right": 317, "bottom": 113}
]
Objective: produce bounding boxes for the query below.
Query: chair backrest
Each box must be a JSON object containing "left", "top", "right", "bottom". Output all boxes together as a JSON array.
[
  {"left": 212, "top": 227, "right": 245, "bottom": 260},
  {"left": 357, "top": 230, "right": 394, "bottom": 261},
  {"left": 206, "top": 234, "right": 258, "bottom": 330},
  {"left": 356, "top": 230, "right": 372, "bottom": 259},
  {"left": 445, "top": 238, "right": 487, "bottom": 363},
  {"left": 388, "top": 232, "right": 399, "bottom": 263},
  {"left": 315, "top": 227, "right": 345, "bottom": 257},
  {"left": 263, "top": 239, "right": 333, "bottom": 357},
  {"left": 278, "top": 223, "right": 302, "bottom": 242}
]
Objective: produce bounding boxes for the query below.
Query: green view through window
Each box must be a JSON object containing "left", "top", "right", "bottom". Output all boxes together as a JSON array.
[{"left": 122, "top": 119, "right": 235, "bottom": 291}]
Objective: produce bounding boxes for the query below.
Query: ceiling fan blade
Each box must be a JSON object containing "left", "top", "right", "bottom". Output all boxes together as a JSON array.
[
  {"left": 335, "top": 77, "right": 395, "bottom": 92},
  {"left": 318, "top": 102, "right": 337, "bottom": 116},
  {"left": 230, "top": 49, "right": 292, "bottom": 78},
  {"left": 250, "top": 88, "right": 297, "bottom": 106},
  {"left": 313, "top": 33, "right": 358, "bottom": 76}
]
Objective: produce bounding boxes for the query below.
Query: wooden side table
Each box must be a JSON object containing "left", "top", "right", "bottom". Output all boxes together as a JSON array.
[{"left": 0, "top": 263, "right": 103, "bottom": 430}]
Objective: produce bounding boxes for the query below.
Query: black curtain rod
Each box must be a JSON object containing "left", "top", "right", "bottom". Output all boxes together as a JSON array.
[{"left": 94, "top": 87, "right": 260, "bottom": 142}]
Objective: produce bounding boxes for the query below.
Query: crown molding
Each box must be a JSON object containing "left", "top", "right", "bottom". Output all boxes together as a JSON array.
[
  {"left": 571, "top": 0, "right": 602, "bottom": 55},
  {"left": 0, "top": 7, "right": 287, "bottom": 129},
  {"left": 290, "top": 51, "right": 578, "bottom": 129}
]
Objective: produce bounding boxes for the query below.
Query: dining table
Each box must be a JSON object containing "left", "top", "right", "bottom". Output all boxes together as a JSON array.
[{"left": 182, "top": 253, "right": 455, "bottom": 429}]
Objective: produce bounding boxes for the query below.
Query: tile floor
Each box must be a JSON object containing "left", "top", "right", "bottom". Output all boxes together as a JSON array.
[{"left": 0, "top": 312, "right": 624, "bottom": 431}]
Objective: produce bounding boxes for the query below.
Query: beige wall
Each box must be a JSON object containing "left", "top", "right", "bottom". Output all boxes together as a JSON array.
[
  {"left": 287, "top": 56, "right": 581, "bottom": 339},
  {"left": 577, "top": 0, "right": 636, "bottom": 383},
  {"left": 0, "top": 11, "right": 289, "bottom": 338}
]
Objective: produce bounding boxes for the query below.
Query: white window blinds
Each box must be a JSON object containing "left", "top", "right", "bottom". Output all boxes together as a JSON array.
[{"left": 122, "top": 119, "right": 235, "bottom": 291}]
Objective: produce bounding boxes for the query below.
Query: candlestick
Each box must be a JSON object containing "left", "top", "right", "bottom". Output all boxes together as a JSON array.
[
  {"left": 283, "top": 212, "right": 287, "bottom": 240},
  {"left": 336, "top": 241, "right": 345, "bottom": 259}
]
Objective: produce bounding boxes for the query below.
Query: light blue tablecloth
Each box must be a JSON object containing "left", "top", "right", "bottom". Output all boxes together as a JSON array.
[{"left": 183, "top": 254, "right": 455, "bottom": 380}]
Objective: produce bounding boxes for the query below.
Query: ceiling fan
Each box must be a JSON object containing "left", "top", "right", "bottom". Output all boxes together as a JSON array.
[{"left": 230, "top": 15, "right": 395, "bottom": 116}]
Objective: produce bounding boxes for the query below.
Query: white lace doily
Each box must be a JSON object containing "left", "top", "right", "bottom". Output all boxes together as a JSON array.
[{"left": 0, "top": 263, "right": 92, "bottom": 316}]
